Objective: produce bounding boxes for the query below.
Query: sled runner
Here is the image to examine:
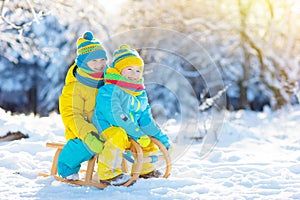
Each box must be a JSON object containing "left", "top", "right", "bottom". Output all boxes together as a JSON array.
[{"left": 39, "top": 137, "right": 171, "bottom": 189}]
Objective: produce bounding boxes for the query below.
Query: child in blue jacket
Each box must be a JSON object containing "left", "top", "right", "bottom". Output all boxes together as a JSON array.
[{"left": 92, "top": 44, "right": 170, "bottom": 185}]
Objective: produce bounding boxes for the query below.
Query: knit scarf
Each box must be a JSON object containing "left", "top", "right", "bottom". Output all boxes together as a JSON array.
[
  {"left": 75, "top": 67, "right": 104, "bottom": 88},
  {"left": 105, "top": 68, "right": 144, "bottom": 96}
]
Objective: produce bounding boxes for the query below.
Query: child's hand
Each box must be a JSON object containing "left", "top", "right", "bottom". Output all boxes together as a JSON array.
[
  {"left": 152, "top": 131, "right": 170, "bottom": 150},
  {"left": 137, "top": 135, "right": 151, "bottom": 147},
  {"left": 84, "top": 132, "right": 104, "bottom": 153}
]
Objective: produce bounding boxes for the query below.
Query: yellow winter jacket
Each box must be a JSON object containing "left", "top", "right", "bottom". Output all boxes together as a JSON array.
[{"left": 59, "top": 63, "right": 98, "bottom": 141}]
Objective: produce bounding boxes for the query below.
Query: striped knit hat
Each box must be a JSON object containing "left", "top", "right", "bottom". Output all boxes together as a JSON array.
[
  {"left": 75, "top": 31, "right": 107, "bottom": 72},
  {"left": 111, "top": 44, "right": 144, "bottom": 72}
]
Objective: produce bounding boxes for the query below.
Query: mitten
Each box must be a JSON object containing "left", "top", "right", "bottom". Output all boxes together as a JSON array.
[
  {"left": 137, "top": 135, "right": 151, "bottom": 147},
  {"left": 84, "top": 132, "right": 104, "bottom": 153}
]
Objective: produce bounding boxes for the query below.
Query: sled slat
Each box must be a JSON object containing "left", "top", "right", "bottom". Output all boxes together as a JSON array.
[
  {"left": 54, "top": 175, "right": 108, "bottom": 189},
  {"left": 142, "top": 155, "right": 165, "bottom": 163},
  {"left": 46, "top": 142, "right": 66, "bottom": 149},
  {"left": 122, "top": 139, "right": 143, "bottom": 186},
  {"left": 51, "top": 149, "right": 62, "bottom": 175},
  {"left": 150, "top": 137, "right": 172, "bottom": 178},
  {"left": 85, "top": 155, "right": 97, "bottom": 181}
]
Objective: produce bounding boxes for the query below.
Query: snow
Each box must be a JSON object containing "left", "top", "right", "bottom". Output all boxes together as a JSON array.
[{"left": 1, "top": 106, "right": 300, "bottom": 199}]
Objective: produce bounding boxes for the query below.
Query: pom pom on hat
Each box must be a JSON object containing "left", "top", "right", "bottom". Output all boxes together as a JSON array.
[
  {"left": 83, "top": 31, "right": 94, "bottom": 40},
  {"left": 119, "top": 44, "right": 130, "bottom": 50},
  {"left": 75, "top": 31, "right": 107, "bottom": 71},
  {"left": 111, "top": 44, "right": 144, "bottom": 72}
]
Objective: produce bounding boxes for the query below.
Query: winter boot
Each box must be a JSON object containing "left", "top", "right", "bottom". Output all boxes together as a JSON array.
[
  {"left": 100, "top": 173, "right": 131, "bottom": 186},
  {"left": 139, "top": 170, "right": 162, "bottom": 179}
]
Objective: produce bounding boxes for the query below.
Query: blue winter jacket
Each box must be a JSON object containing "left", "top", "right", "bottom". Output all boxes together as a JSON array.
[{"left": 92, "top": 84, "right": 169, "bottom": 148}]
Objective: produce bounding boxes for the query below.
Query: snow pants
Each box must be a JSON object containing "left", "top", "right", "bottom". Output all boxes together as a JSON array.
[
  {"left": 57, "top": 138, "right": 95, "bottom": 178},
  {"left": 98, "top": 126, "right": 158, "bottom": 180}
]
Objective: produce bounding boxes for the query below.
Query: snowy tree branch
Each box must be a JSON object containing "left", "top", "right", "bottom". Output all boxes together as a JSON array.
[
  {"left": 199, "top": 83, "right": 231, "bottom": 111},
  {"left": 0, "top": 0, "right": 48, "bottom": 30}
]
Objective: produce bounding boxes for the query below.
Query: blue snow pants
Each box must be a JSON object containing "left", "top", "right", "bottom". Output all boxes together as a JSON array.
[{"left": 57, "top": 138, "right": 95, "bottom": 178}]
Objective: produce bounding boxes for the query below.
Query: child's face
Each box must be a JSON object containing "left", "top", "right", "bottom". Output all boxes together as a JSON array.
[
  {"left": 87, "top": 58, "right": 106, "bottom": 72},
  {"left": 121, "top": 66, "right": 142, "bottom": 82}
]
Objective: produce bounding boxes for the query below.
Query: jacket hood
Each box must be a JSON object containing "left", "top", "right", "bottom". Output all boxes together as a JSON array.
[{"left": 65, "top": 63, "right": 78, "bottom": 85}]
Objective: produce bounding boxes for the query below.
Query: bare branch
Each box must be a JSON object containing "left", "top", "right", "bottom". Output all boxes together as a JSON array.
[
  {"left": 199, "top": 83, "right": 231, "bottom": 111},
  {"left": 0, "top": 0, "right": 48, "bottom": 31},
  {"left": 25, "top": 0, "right": 39, "bottom": 24}
]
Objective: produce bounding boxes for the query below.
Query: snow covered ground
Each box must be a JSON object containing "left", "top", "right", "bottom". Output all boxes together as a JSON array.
[{"left": 1, "top": 106, "right": 300, "bottom": 200}]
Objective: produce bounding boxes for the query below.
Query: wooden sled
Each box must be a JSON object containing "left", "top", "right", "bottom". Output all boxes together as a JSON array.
[{"left": 39, "top": 137, "right": 171, "bottom": 189}]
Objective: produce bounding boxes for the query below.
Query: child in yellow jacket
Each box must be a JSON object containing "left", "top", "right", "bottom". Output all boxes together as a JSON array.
[{"left": 57, "top": 31, "right": 107, "bottom": 180}]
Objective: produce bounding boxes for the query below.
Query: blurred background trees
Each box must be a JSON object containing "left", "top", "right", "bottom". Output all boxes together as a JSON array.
[
  {"left": 0, "top": 0, "right": 110, "bottom": 115},
  {"left": 118, "top": 0, "right": 300, "bottom": 110},
  {"left": 0, "top": 0, "right": 299, "bottom": 117}
]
